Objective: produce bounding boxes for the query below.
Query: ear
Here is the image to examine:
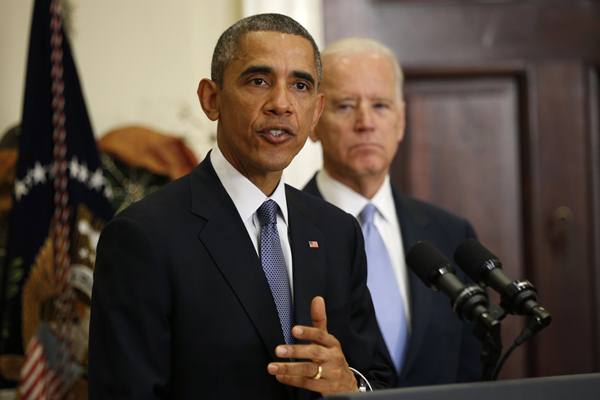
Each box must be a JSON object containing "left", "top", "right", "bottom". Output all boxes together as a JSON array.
[
  {"left": 198, "top": 78, "right": 220, "bottom": 121},
  {"left": 396, "top": 100, "right": 406, "bottom": 144},
  {"left": 309, "top": 129, "right": 320, "bottom": 143},
  {"left": 309, "top": 92, "right": 325, "bottom": 142},
  {"left": 310, "top": 117, "right": 322, "bottom": 143}
]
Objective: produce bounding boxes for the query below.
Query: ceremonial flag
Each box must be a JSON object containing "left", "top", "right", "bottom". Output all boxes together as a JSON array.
[{"left": 0, "top": 0, "right": 113, "bottom": 396}]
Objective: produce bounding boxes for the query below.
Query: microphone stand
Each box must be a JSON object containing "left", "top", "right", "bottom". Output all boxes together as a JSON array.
[
  {"left": 449, "top": 283, "right": 504, "bottom": 381},
  {"left": 476, "top": 302, "right": 551, "bottom": 380},
  {"left": 474, "top": 304, "right": 506, "bottom": 381},
  {"left": 491, "top": 307, "right": 552, "bottom": 379}
]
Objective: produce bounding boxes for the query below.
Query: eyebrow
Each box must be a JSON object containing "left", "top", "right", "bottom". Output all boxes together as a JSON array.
[
  {"left": 372, "top": 97, "right": 394, "bottom": 102},
  {"left": 333, "top": 96, "right": 357, "bottom": 102},
  {"left": 333, "top": 96, "right": 393, "bottom": 103},
  {"left": 239, "top": 65, "right": 315, "bottom": 86},
  {"left": 292, "top": 71, "right": 315, "bottom": 86},
  {"left": 239, "top": 65, "right": 273, "bottom": 78}
]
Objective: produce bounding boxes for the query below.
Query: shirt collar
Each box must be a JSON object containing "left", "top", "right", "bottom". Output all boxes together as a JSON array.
[
  {"left": 210, "top": 146, "right": 288, "bottom": 224},
  {"left": 316, "top": 169, "right": 395, "bottom": 223}
]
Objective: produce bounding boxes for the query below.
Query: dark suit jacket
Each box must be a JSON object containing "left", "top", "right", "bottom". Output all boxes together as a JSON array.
[
  {"left": 304, "top": 175, "right": 482, "bottom": 387},
  {"left": 89, "top": 158, "right": 396, "bottom": 399}
]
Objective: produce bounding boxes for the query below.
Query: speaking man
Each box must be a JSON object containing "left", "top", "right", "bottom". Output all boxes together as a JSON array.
[
  {"left": 89, "top": 15, "right": 396, "bottom": 399},
  {"left": 304, "top": 38, "right": 481, "bottom": 386}
]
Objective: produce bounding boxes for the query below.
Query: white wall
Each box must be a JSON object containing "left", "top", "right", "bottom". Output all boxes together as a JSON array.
[{"left": 0, "top": 0, "right": 323, "bottom": 188}]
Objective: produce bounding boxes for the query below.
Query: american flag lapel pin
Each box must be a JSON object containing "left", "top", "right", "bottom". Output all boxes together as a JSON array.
[{"left": 308, "top": 240, "right": 319, "bottom": 249}]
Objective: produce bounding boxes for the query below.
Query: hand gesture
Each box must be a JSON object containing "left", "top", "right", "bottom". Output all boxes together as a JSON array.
[{"left": 267, "top": 296, "right": 358, "bottom": 395}]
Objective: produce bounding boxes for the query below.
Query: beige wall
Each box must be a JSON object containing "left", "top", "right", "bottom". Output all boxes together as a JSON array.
[
  {"left": 0, "top": 0, "right": 323, "bottom": 188},
  {"left": 1, "top": 0, "right": 240, "bottom": 158},
  {"left": 1, "top": 1, "right": 32, "bottom": 139}
]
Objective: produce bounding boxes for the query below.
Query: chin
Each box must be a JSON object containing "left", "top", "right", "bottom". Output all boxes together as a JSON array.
[
  {"left": 258, "top": 156, "right": 294, "bottom": 173},
  {"left": 263, "top": 147, "right": 301, "bottom": 167},
  {"left": 350, "top": 157, "right": 385, "bottom": 173}
]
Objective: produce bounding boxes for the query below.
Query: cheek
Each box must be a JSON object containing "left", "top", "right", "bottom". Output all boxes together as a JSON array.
[
  {"left": 383, "top": 129, "right": 401, "bottom": 159},
  {"left": 320, "top": 117, "right": 351, "bottom": 141},
  {"left": 326, "top": 132, "right": 352, "bottom": 160},
  {"left": 297, "top": 98, "right": 322, "bottom": 129},
  {"left": 223, "top": 93, "right": 260, "bottom": 122},
  {"left": 231, "top": 113, "right": 259, "bottom": 141}
]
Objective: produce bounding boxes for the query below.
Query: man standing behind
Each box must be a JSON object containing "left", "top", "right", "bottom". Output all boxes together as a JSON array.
[
  {"left": 304, "top": 38, "right": 481, "bottom": 386},
  {"left": 89, "top": 16, "right": 395, "bottom": 399}
]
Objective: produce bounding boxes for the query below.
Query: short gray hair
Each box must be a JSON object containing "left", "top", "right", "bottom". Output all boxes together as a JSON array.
[
  {"left": 211, "top": 13, "right": 322, "bottom": 86},
  {"left": 321, "top": 37, "right": 404, "bottom": 99}
]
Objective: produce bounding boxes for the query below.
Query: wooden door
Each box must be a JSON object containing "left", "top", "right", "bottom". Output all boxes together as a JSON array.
[{"left": 323, "top": 0, "right": 600, "bottom": 379}]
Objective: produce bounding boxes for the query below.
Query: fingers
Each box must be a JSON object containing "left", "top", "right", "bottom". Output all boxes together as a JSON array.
[
  {"left": 267, "top": 361, "right": 358, "bottom": 395},
  {"left": 275, "top": 342, "right": 340, "bottom": 362},
  {"left": 311, "top": 296, "right": 327, "bottom": 331},
  {"left": 267, "top": 296, "right": 358, "bottom": 394},
  {"left": 272, "top": 373, "right": 329, "bottom": 394},
  {"left": 267, "top": 361, "right": 320, "bottom": 379},
  {"left": 290, "top": 325, "right": 340, "bottom": 348}
]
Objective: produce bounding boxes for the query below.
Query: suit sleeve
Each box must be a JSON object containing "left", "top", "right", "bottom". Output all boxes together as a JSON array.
[
  {"left": 456, "top": 220, "right": 483, "bottom": 382},
  {"left": 344, "top": 218, "right": 398, "bottom": 389},
  {"left": 89, "top": 215, "right": 171, "bottom": 399}
]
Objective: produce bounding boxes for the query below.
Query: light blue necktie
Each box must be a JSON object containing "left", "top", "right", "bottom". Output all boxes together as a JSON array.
[
  {"left": 359, "top": 203, "right": 408, "bottom": 372},
  {"left": 257, "top": 199, "right": 294, "bottom": 344}
]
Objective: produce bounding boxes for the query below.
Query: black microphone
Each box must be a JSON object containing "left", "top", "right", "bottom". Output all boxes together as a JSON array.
[
  {"left": 454, "top": 239, "right": 551, "bottom": 330},
  {"left": 406, "top": 241, "right": 499, "bottom": 331}
]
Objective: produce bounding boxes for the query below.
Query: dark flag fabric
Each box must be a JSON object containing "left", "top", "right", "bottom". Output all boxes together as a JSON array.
[{"left": 0, "top": 0, "right": 113, "bottom": 396}]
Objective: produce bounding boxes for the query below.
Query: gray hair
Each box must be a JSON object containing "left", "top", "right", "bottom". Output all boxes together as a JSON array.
[
  {"left": 321, "top": 37, "right": 404, "bottom": 99},
  {"left": 211, "top": 13, "right": 322, "bottom": 86}
]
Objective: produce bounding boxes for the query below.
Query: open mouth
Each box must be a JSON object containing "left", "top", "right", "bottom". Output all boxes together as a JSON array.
[
  {"left": 258, "top": 126, "right": 295, "bottom": 144},
  {"left": 267, "top": 129, "right": 287, "bottom": 137}
]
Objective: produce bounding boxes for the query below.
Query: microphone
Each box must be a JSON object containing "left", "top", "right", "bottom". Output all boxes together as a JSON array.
[
  {"left": 454, "top": 239, "right": 551, "bottom": 330},
  {"left": 406, "top": 241, "right": 499, "bottom": 331}
]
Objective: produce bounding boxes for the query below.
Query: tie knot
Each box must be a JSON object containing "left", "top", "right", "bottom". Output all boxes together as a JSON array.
[
  {"left": 359, "top": 203, "right": 377, "bottom": 226},
  {"left": 257, "top": 199, "right": 279, "bottom": 226}
]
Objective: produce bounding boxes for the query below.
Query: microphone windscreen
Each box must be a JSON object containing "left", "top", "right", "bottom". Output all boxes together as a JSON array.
[
  {"left": 454, "top": 239, "right": 500, "bottom": 282},
  {"left": 406, "top": 241, "right": 453, "bottom": 286}
]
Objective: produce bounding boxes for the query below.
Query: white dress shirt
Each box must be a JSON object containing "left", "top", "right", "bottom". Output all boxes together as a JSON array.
[
  {"left": 316, "top": 170, "right": 410, "bottom": 325},
  {"left": 210, "top": 146, "right": 294, "bottom": 295}
]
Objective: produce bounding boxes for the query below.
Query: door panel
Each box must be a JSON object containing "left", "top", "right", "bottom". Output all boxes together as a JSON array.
[{"left": 529, "top": 63, "right": 596, "bottom": 375}]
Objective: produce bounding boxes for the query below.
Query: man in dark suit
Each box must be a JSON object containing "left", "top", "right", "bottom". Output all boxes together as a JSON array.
[
  {"left": 89, "top": 15, "right": 395, "bottom": 399},
  {"left": 303, "top": 38, "right": 481, "bottom": 387}
]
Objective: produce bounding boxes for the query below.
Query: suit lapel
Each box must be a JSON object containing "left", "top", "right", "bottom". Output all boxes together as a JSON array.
[
  {"left": 190, "top": 158, "right": 285, "bottom": 359},
  {"left": 286, "top": 187, "right": 327, "bottom": 330},
  {"left": 394, "top": 190, "right": 435, "bottom": 379}
]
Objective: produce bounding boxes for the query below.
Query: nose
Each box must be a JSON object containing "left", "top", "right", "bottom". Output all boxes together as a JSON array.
[
  {"left": 355, "top": 103, "right": 374, "bottom": 132},
  {"left": 265, "top": 82, "right": 293, "bottom": 116}
]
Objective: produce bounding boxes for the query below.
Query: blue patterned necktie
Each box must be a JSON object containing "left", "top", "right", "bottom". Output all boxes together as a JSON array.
[
  {"left": 359, "top": 203, "right": 408, "bottom": 372},
  {"left": 257, "top": 199, "right": 294, "bottom": 344}
]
